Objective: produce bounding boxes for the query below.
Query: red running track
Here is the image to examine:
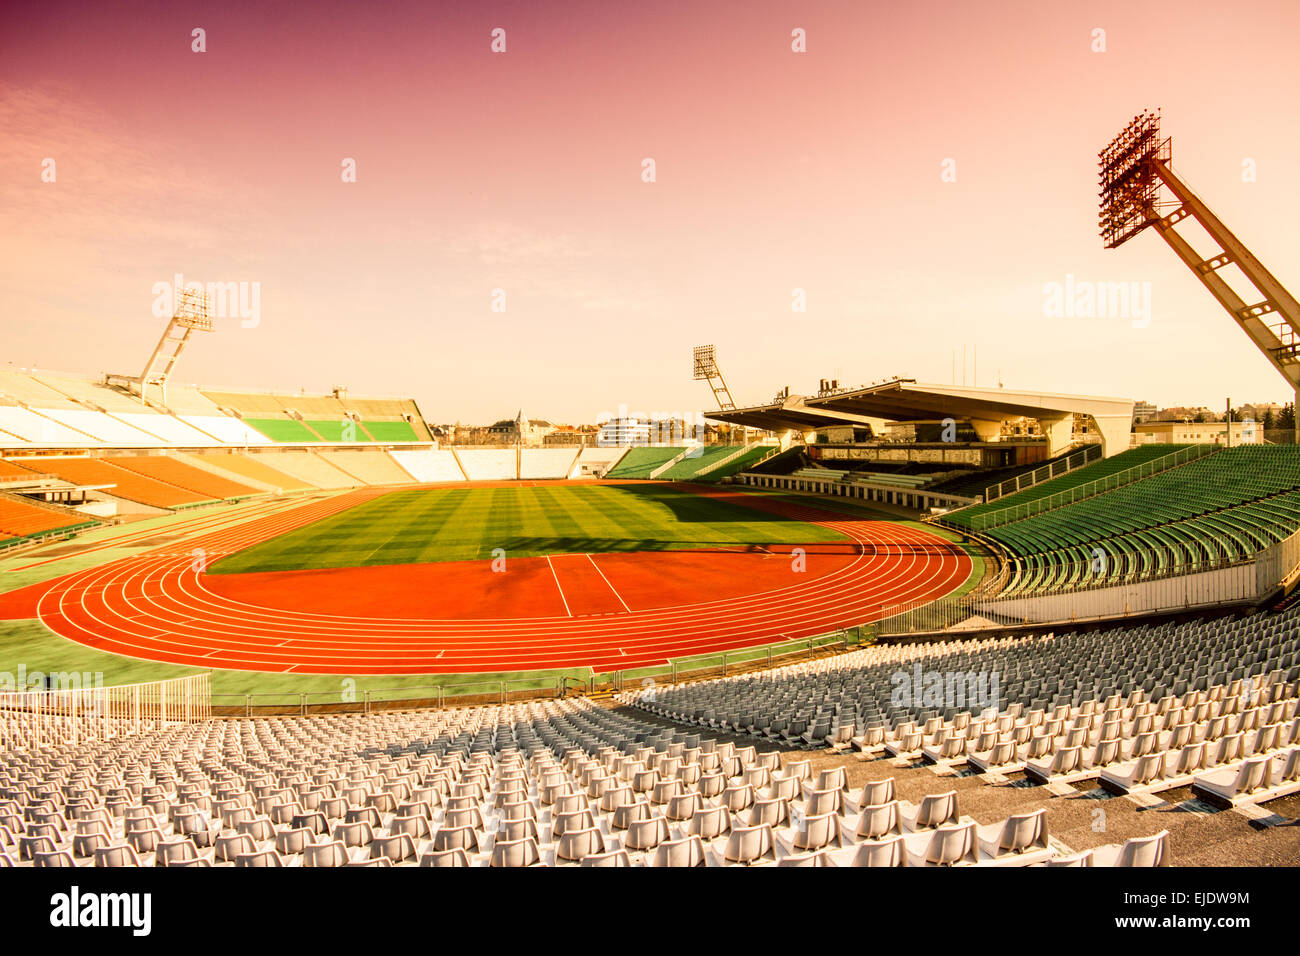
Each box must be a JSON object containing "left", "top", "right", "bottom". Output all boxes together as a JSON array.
[{"left": 2, "top": 485, "right": 971, "bottom": 674}]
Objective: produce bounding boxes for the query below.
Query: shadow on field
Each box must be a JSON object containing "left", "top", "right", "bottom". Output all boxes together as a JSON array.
[{"left": 604, "top": 483, "right": 807, "bottom": 525}]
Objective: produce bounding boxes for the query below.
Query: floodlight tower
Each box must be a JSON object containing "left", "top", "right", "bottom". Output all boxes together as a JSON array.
[
  {"left": 1099, "top": 109, "right": 1300, "bottom": 440},
  {"left": 109, "top": 286, "right": 214, "bottom": 407},
  {"left": 692, "top": 345, "right": 737, "bottom": 411}
]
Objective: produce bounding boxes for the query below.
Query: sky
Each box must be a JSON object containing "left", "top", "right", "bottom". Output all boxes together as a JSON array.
[{"left": 3, "top": 0, "right": 1300, "bottom": 424}]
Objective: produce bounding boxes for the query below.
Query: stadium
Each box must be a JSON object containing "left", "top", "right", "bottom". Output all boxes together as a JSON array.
[{"left": 2, "top": 5, "right": 1299, "bottom": 926}]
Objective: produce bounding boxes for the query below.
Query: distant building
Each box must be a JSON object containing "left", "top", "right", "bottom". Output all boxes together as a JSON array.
[
  {"left": 1134, "top": 420, "right": 1262, "bottom": 445},
  {"left": 1237, "top": 402, "right": 1282, "bottom": 424},
  {"left": 1155, "top": 406, "right": 1220, "bottom": 423},
  {"left": 1132, "top": 401, "right": 1157, "bottom": 424},
  {"left": 544, "top": 424, "right": 599, "bottom": 447},
  {"left": 599, "top": 417, "right": 652, "bottom": 446},
  {"left": 485, "top": 411, "right": 557, "bottom": 446}
]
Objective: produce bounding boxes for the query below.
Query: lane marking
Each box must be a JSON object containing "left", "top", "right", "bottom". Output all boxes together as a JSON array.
[
  {"left": 586, "top": 553, "right": 632, "bottom": 613},
  {"left": 545, "top": 555, "right": 572, "bottom": 617}
]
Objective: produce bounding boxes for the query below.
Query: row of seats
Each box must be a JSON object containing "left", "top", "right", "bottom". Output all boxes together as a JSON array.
[
  {"left": 0, "top": 369, "right": 432, "bottom": 446},
  {"left": 606, "top": 447, "right": 688, "bottom": 479},
  {"left": 942, "top": 445, "right": 1300, "bottom": 596},
  {"left": 0, "top": 697, "right": 1172, "bottom": 868},
  {"left": 942, "top": 445, "right": 1189, "bottom": 530},
  {"left": 0, "top": 496, "right": 91, "bottom": 540},
  {"left": 628, "top": 608, "right": 1300, "bottom": 766}
]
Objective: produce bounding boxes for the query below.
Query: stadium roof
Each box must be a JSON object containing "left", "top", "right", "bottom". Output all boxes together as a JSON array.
[
  {"left": 707, "top": 378, "right": 1135, "bottom": 456},
  {"left": 805, "top": 379, "right": 1134, "bottom": 422},
  {"left": 703, "top": 394, "right": 878, "bottom": 433}
]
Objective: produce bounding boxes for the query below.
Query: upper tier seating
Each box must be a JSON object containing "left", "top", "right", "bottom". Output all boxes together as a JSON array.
[
  {"left": 27, "top": 374, "right": 148, "bottom": 413},
  {"left": 387, "top": 450, "right": 466, "bottom": 483},
  {"left": 0, "top": 406, "right": 95, "bottom": 444},
  {"left": 34, "top": 408, "right": 163, "bottom": 445},
  {"left": 605, "top": 447, "right": 687, "bottom": 479},
  {"left": 176, "top": 416, "right": 273, "bottom": 445},
  {"left": 115, "top": 413, "right": 220, "bottom": 445},
  {"left": 245, "top": 418, "right": 323, "bottom": 443},
  {"left": 362, "top": 420, "right": 420, "bottom": 442},
  {"left": 305, "top": 420, "right": 362, "bottom": 442},
  {"left": 0, "top": 369, "right": 79, "bottom": 408},
  {"left": 15, "top": 457, "right": 212, "bottom": 508},
  {"left": 200, "top": 391, "right": 288, "bottom": 416},
  {"left": 105, "top": 456, "right": 263, "bottom": 500},
  {"left": 0, "top": 460, "right": 42, "bottom": 482}
]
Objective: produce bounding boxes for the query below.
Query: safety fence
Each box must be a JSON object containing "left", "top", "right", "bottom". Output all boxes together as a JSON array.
[
  {"left": 960, "top": 443, "right": 1219, "bottom": 530},
  {"left": 879, "top": 524, "right": 1300, "bottom": 634},
  {"left": 983, "top": 444, "right": 1102, "bottom": 503},
  {"left": 0, "top": 673, "right": 210, "bottom": 751}
]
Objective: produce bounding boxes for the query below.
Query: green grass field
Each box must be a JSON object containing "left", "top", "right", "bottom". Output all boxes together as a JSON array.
[{"left": 209, "top": 483, "right": 850, "bottom": 575}]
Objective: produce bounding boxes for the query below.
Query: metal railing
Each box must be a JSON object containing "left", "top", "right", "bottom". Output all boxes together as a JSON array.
[
  {"left": 204, "top": 631, "right": 871, "bottom": 716},
  {"left": 982, "top": 444, "right": 1102, "bottom": 503},
  {"left": 0, "top": 673, "right": 210, "bottom": 751},
  {"left": 878, "top": 522, "right": 1300, "bottom": 635},
  {"left": 963, "top": 443, "right": 1219, "bottom": 530}
]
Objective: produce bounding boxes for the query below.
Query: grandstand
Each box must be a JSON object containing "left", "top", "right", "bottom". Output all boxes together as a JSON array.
[
  {"left": 107, "top": 455, "right": 264, "bottom": 501},
  {"left": 455, "top": 448, "right": 518, "bottom": 481},
  {"left": 317, "top": 449, "right": 417, "bottom": 485},
  {"left": 935, "top": 446, "right": 1300, "bottom": 597},
  {"left": 181, "top": 451, "right": 316, "bottom": 492},
  {"left": 389, "top": 449, "right": 467, "bottom": 483},
  {"left": 10, "top": 457, "right": 215, "bottom": 509},
  {"left": 3, "top": 603, "right": 1293, "bottom": 867}
]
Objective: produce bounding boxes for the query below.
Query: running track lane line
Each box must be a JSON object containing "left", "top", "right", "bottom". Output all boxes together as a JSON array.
[
  {"left": 586, "top": 553, "right": 632, "bottom": 613},
  {"left": 545, "top": 555, "right": 572, "bottom": 617}
]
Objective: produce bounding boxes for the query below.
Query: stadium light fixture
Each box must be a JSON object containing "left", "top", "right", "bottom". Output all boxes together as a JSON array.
[
  {"left": 1101, "top": 109, "right": 1300, "bottom": 440},
  {"left": 1097, "top": 108, "right": 1171, "bottom": 249}
]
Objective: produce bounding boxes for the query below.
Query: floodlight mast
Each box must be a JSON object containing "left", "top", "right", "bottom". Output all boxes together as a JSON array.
[
  {"left": 107, "top": 286, "right": 214, "bottom": 407},
  {"left": 692, "top": 345, "right": 737, "bottom": 411},
  {"left": 1100, "top": 110, "right": 1300, "bottom": 440}
]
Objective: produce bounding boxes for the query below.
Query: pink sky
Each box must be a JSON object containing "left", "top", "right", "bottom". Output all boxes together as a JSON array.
[{"left": 3, "top": 0, "right": 1300, "bottom": 423}]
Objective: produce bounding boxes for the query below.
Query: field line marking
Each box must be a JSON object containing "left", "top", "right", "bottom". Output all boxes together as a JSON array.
[
  {"left": 585, "top": 553, "right": 632, "bottom": 613},
  {"left": 545, "top": 555, "right": 572, "bottom": 617}
]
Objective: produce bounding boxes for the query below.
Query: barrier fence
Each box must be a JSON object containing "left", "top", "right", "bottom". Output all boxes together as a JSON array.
[
  {"left": 880, "top": 524, "right": 1300, "bottom": 634},
  {"left": 0, "top": 673, "right": 210, "bottom": 751},
  {"left": 983, "top": 444, "right": 1101, "bottom": 503},
  {"left": 208, "top": 631, "right": 866, "bottom": 717}
]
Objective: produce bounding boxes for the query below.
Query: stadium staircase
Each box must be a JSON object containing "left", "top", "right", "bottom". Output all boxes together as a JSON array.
[
  {"left": 448, "top": 448, "right": 472, "bottom": 481},
  {"left": 647, "top": 447, "right": 694, "bottom": 479},
  {"left": 696, "top": 443, "right": 777, "bottom": 479}
]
